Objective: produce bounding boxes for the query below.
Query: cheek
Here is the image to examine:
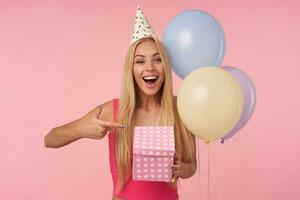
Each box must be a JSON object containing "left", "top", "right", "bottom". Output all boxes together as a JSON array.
[
  {"left": 133, "top": 67, "right": 142, "bottom": 82},
  {"left": 159, "top": 66, "right": 165, "bottom": 80}
]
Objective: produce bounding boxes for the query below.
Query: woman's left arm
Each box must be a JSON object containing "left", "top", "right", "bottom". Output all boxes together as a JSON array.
[
  {"left": 179, "top": 157, "right": 197, "bottom": 178},
  {"left": 172, "top": 134, "right": 197, "bottom": 180}
]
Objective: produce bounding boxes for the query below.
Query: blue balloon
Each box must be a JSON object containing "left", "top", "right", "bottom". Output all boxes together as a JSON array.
[{"left": 163, "top": 10, "right": 226, "bottom": 79}]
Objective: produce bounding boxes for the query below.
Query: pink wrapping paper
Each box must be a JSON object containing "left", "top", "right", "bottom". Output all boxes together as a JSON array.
[{"left": 132, "top": 126, "right": 175, "bottom": 182}]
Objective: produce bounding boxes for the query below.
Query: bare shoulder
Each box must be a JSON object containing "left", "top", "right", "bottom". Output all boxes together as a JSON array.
[
  {"left": 98, "top": 99, "right": 115, "bottom": 122},
  {"left": 87, "top": 99, "right": 116, "bottom": 122}
]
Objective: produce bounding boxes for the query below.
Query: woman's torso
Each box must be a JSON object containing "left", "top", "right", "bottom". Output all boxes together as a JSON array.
[{"left": 108, "top": 98, "right": 179, "bottom": 200}]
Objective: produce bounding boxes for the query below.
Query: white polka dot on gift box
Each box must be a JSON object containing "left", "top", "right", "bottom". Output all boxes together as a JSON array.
[{"left": 133, "top": 126, "right": 174, "bottom": 181}]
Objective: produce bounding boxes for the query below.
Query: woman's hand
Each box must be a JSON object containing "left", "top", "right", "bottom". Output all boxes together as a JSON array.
[
  {"left": 76, "top": 105, "right": 124, "bottom": 140},
  {"left": 171, "top": 151, "right": 197, "bottom": 182},
  {"left": 171, "top": 151, "right": 182, "bottom": 183}
]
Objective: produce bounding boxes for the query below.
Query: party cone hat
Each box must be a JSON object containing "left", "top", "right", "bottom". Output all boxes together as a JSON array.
[{"left": 130, "top": 6, "right": 156, "bottom": 44}]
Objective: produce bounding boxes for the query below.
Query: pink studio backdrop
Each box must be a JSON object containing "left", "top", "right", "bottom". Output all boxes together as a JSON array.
[{"left": 1, "top": 0, "right": 299, "bottom": 199}]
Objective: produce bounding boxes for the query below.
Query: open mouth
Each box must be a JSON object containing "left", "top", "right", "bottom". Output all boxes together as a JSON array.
[{"left": 142, "top": 75, "right": 159, "bottom": 86}]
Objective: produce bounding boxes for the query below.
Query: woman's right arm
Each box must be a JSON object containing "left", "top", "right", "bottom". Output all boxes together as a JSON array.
[{"left": 44, "top": 100, "right": 123, "bottom": 148}]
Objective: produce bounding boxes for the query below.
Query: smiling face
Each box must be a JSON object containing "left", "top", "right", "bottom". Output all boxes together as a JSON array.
[{"left": 133, "top": 39, "right": 165, "bottom": 96}]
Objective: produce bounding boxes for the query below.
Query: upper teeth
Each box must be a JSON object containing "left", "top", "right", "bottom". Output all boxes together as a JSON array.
[{"left": 143, "top": 76, "right": 158, "bottom": 80}]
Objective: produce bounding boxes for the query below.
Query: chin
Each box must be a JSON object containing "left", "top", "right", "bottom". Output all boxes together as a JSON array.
[
  {"left": 139, "top": 84, "right": 163, "bottom": 96},
  {"left": 141, "top": 88, "right": 161, "bottom": 96}
]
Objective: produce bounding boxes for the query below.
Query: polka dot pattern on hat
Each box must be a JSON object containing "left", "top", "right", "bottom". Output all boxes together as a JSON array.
[{"left": 130, "top": 6, "right": 156, "bottom": 45}]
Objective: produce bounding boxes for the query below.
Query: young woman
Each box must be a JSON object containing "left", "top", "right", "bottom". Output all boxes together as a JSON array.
[{"left": 45, "top": 7, "right": 196, "bottom": 200}]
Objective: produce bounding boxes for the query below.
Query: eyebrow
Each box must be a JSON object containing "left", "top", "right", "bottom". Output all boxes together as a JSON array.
[{"left": 134, "top": 52, "right": 160, "bottom": 58}]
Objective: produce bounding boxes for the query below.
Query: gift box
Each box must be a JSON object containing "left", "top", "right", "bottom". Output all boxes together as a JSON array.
[{"left": 132, "top": 126, "right": 175, "bottom": 182}]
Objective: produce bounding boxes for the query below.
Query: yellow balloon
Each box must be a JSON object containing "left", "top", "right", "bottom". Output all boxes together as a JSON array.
[{"left": 177, "top": 67, "right": 244, "bottom": 142}]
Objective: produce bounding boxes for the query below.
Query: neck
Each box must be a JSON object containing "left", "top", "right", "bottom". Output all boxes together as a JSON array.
[{"left": 136, "top": 92, "right": 161, "bottom": 111}]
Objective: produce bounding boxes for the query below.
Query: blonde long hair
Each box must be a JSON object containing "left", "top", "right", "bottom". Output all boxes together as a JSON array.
[{"left": 116, "top": 37, "right": 195, "bottom": 191}]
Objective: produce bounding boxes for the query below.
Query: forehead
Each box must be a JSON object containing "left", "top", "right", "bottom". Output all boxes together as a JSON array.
[{"left": 134, "top": 39, "right": 159, "bottom": 56}]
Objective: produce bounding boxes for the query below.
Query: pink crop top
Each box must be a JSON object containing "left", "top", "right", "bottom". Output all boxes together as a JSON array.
[{"left": 108, "top": 98, "right": 179, "bottom": 200}]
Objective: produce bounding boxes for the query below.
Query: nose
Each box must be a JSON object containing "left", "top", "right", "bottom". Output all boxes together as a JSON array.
[{"left": 145, "top": 60, "right": 155, "bottom": 71}]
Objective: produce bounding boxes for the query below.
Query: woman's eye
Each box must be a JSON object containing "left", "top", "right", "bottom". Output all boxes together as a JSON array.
[
  {"left": 135, "top": 60, "right": 145, "bottom": 64},
  {"left": 154, "top": 58, "right": 162, "bottom": 63}
]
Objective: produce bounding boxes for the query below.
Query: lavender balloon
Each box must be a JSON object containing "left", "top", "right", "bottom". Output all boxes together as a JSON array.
[{"left": 221, "top": 66, "right": 256, "bottom": 143}]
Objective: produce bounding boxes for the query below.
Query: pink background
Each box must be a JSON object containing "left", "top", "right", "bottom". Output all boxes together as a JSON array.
[{"left": 1, "top": 0, "right": 299, "bottom": 199}]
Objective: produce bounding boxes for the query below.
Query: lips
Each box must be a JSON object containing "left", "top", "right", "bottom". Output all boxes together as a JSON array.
[
  {"left": 142, "top": 75, "right": 159, "bottom": 88},
  {"left": 143, "top": 75, "right": 158, "bottom": 83}
]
